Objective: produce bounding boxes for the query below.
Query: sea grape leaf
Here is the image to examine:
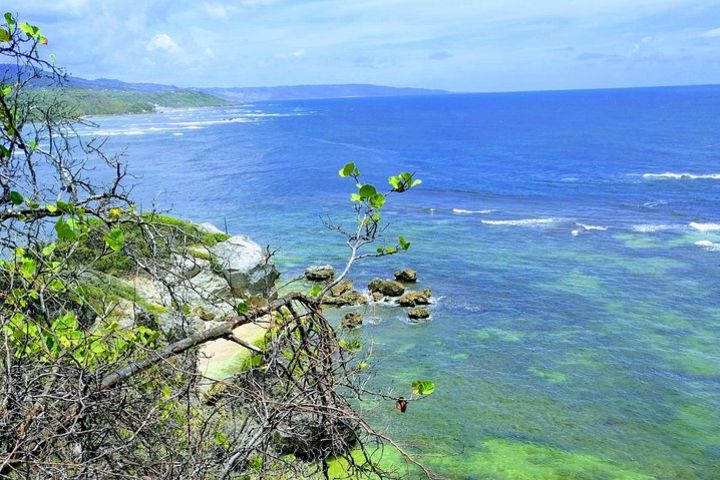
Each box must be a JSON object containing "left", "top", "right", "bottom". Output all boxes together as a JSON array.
[
  {"left": 103, "top": 227, "right": 125, "bottom": 252},
  {"left": 411, "top": 380, "right": 435, "bottom": 396}
]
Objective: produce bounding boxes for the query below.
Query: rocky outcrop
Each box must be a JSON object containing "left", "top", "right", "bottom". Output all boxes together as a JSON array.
[
  {"left": 397, "top": 288, "right": 432, "bottom": 307},
  {"left": 368, "top": 278, "right": 404, "bottom": 297},
  {"left": 197, "top": 222, "right": 225, "bottom": 235},
  {"left": 407, "top": 306, "right": 430, "bottom": 320},
  {"left": 341, "top": 312, "right": 363, "bottom": 329},
  {"left": 321, "top": 289, "right": 367, "bottom": 307},
  {"left": 170, "top": 253, "right": 210, "bottom": 280},
  {"left": 305, "top": 265, "right": 335, "bottom": 282},
  {"left": 394, "top": 269, "right": 417, "bottom": 283},
  {"left": 211, "top": 235, "right": 279, "bottom": 296},
  {"left": 330, "top": 280, "right": 353, "bottom": 297},
  {"left": 320, "top": 278, "right": 367, "bottom": 307}
]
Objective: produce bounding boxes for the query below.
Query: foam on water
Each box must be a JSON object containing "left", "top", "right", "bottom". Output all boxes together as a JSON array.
[
  {"left": 631, "top": 224, "right": 684, "bottom": 233},
  {"left": 695, "top": 240, "right": 720, "bottom": 251},
  {"left": 689, "top": 222, "right": 720, "bottom": 232},
  {"left": 643, "top": 172, "right": 720, "bottom": 180},
  {"left": 577, "top": 223, "right": 608, "bottom": 231},
  {"left": 452, "top": 208, "right": 493, "bottom": 215},
  {"left": 481, "top": 218, "right": 563, "bottom": 227},
  {"left": 642, "top": 200, "right": 667, "bottom": 208}
]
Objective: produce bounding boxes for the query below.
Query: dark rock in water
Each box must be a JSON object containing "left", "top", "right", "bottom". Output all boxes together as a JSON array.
[
  {"left": 371, "top": 291, "right": 384, "bottom": 302},
  {"left": 321, "top": 290, "right": 367, "bottom": 306},
  {"left": 368, "top": 278, "right": 405, "bottom": 297},
  {"left": 407, "top": 306, "right": 430, "bottom": 320},
  {"left": 211, "top": 235, "right": 279, "bottom": 295},
  {"left": 330, "top": 279, "right": 353, "bottom": 297},
  {"left": 394, "top": 268, "right": 417, "bottom": 283},
  {"left": 397, "top": 288, "right": 432, "bottom": 307},
  {"left": 305, "top": 265, "right": 335, "bottom": 282},
  {"left": 341, "top": 312, "right": 363, "bottom": 329}
]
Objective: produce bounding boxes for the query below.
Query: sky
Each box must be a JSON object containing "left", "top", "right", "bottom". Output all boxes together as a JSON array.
[{"left": 14, "top": 0, "right": 720, "bottom": 91}]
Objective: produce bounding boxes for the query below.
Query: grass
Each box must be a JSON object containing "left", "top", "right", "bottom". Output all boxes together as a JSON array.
[{"left": 65, "top": 213, "right": 230, "bottom": 276}]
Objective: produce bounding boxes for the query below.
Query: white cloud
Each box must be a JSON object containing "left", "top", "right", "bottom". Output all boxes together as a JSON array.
[
  {"left": 203, "top": 47, "right": 216, "bottom": 59},
  {"left": 275, "top": 49, "right": 307, "bottom": 59},
  {"left": 202, "top": 3, "right": 229, "bottom": 20},
  {"left": 700, "top": 27, "right": 720, "bottom": 37},
  {"left": 146, "top": 33, "right": 183, "bottom": 56},
  {"left": 240, "top": 0, "right": 282, "bottom": 6}
]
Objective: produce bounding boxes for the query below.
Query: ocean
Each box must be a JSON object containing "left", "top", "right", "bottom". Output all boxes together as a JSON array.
[{"left": 79, "top": 86, "right": 720, "bottom": 479}]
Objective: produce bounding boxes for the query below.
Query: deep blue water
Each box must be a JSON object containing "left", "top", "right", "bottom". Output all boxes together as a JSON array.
[{"left": 81, "top": 87, "right": 720, "bottom": 479}]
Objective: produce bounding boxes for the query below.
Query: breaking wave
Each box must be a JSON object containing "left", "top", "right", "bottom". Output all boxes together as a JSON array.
[
  {"left": 482, "top": 218, "right": 563, "bottom": 227},
  {"left": 630, "top": 224, "right": 684, "bottom": 233},
  {"left": 576, "top": 223, "right": 608, "bottom": 231},
  {"left": 452, "top": 208, "right": 493, "bottom": 215},
  {"left": 695, "top": 240, "right": 720, "bottom": 252},
  {"left": 643, "top": 172, "right": 720, "bottom": 180},
  {"left": 689, "top": 222, "right": 720, "bottom": 232}
]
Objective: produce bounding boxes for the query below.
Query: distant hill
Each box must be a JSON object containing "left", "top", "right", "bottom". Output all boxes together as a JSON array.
[
  {"left": 196, "top": 84, "right": 448, "bottom": 102},
  {"left": 31, "top": 88, "right": 232, "bottom": 116},
  {"left": 0, "top": 64, "right": 449, "bottom": 115}
]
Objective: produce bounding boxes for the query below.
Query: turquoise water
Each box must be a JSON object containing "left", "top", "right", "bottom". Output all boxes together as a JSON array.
[{"left": 82, "top": 87, "right": 720, "bottom": 479}]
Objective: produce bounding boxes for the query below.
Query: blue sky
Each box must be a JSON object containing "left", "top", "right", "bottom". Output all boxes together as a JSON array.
[{"left": 16, "top": 0, "right": 720, "bottom": 91}]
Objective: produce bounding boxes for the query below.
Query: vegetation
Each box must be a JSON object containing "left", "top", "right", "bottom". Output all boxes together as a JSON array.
[
  {"left": 0, "top": 13, "right": 436, "bottom": 480},
  {"left": 31, "top": 87, "right": 231, "bottom": 116}
]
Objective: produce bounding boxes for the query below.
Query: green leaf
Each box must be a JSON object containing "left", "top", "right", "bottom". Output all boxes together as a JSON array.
[
  {"left": 103, "top": 227, "right": 125, "bottom": 252},
  {"left": 309, "top": 284, "right": 323, "bottom": 297},
  {"left": 411, "top": 179, "right": 422, "bottom": 187},
  {"left": 50, "top": 53, "right": 57, "bottom": 63},
  {"left": 369, "top": 193, "right": 385, "bottom": 208},
  {"left": 349, "top": 193, "right": 362, "bottom": 202},
  {"left": 388, "top": 175, "right": 401, "bottom": 190},
  {"left": 236, "top": 301, "right": 249, "bottom": 314},
  {"left": 4, "top": 12, "right": 14, "bottom": 27},
  {"left": 0, "top": 28, "right": 9, "bottom": 42},
  {"left": 411, "top": 380, "right": 435, "bottom": 396},
  {"left": 55, "top": 218, "right": 77, "bottom": 242},
  {"left": 398, "top": 235, "right": 411, "bottom": 250},
  {"left": 18, "top": 22, "right": 40, "bottom": 38},
  {"left": 41, "top": 243, "right": 56, "bottom": 256},
  {"left": 358, "top": 184, "right": 377, "bottom": 199},
  {"left": 20, "top": 258, "right": 36, "bottom": 279},
  {"left": 46, "top": 203, "right": 57, "bottom": 213},
  {"left": 9, "top": 190, "right": 22, "bottom": 205},
  {"left": 56, "top": 200, "right": 73, "bottom": 213},
  {"left": 339, "top": 162, "right": 358, "bottom": 177}
]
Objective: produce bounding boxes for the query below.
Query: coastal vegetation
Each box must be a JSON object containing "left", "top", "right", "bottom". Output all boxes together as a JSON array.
[
  {"left": 0, "top": 14, "right": 435, "bottom": 480},
  {"left": 30, "top": 87, "right": 231, "bottom": 116}
]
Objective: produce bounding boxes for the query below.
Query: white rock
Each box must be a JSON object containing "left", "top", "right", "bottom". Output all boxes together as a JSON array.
[
  {"left": 197, "top": 222, "right": 225, "bottom": 235},
  {"left": 211, "top": 235, "right": 279, "bottom": 295}
]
